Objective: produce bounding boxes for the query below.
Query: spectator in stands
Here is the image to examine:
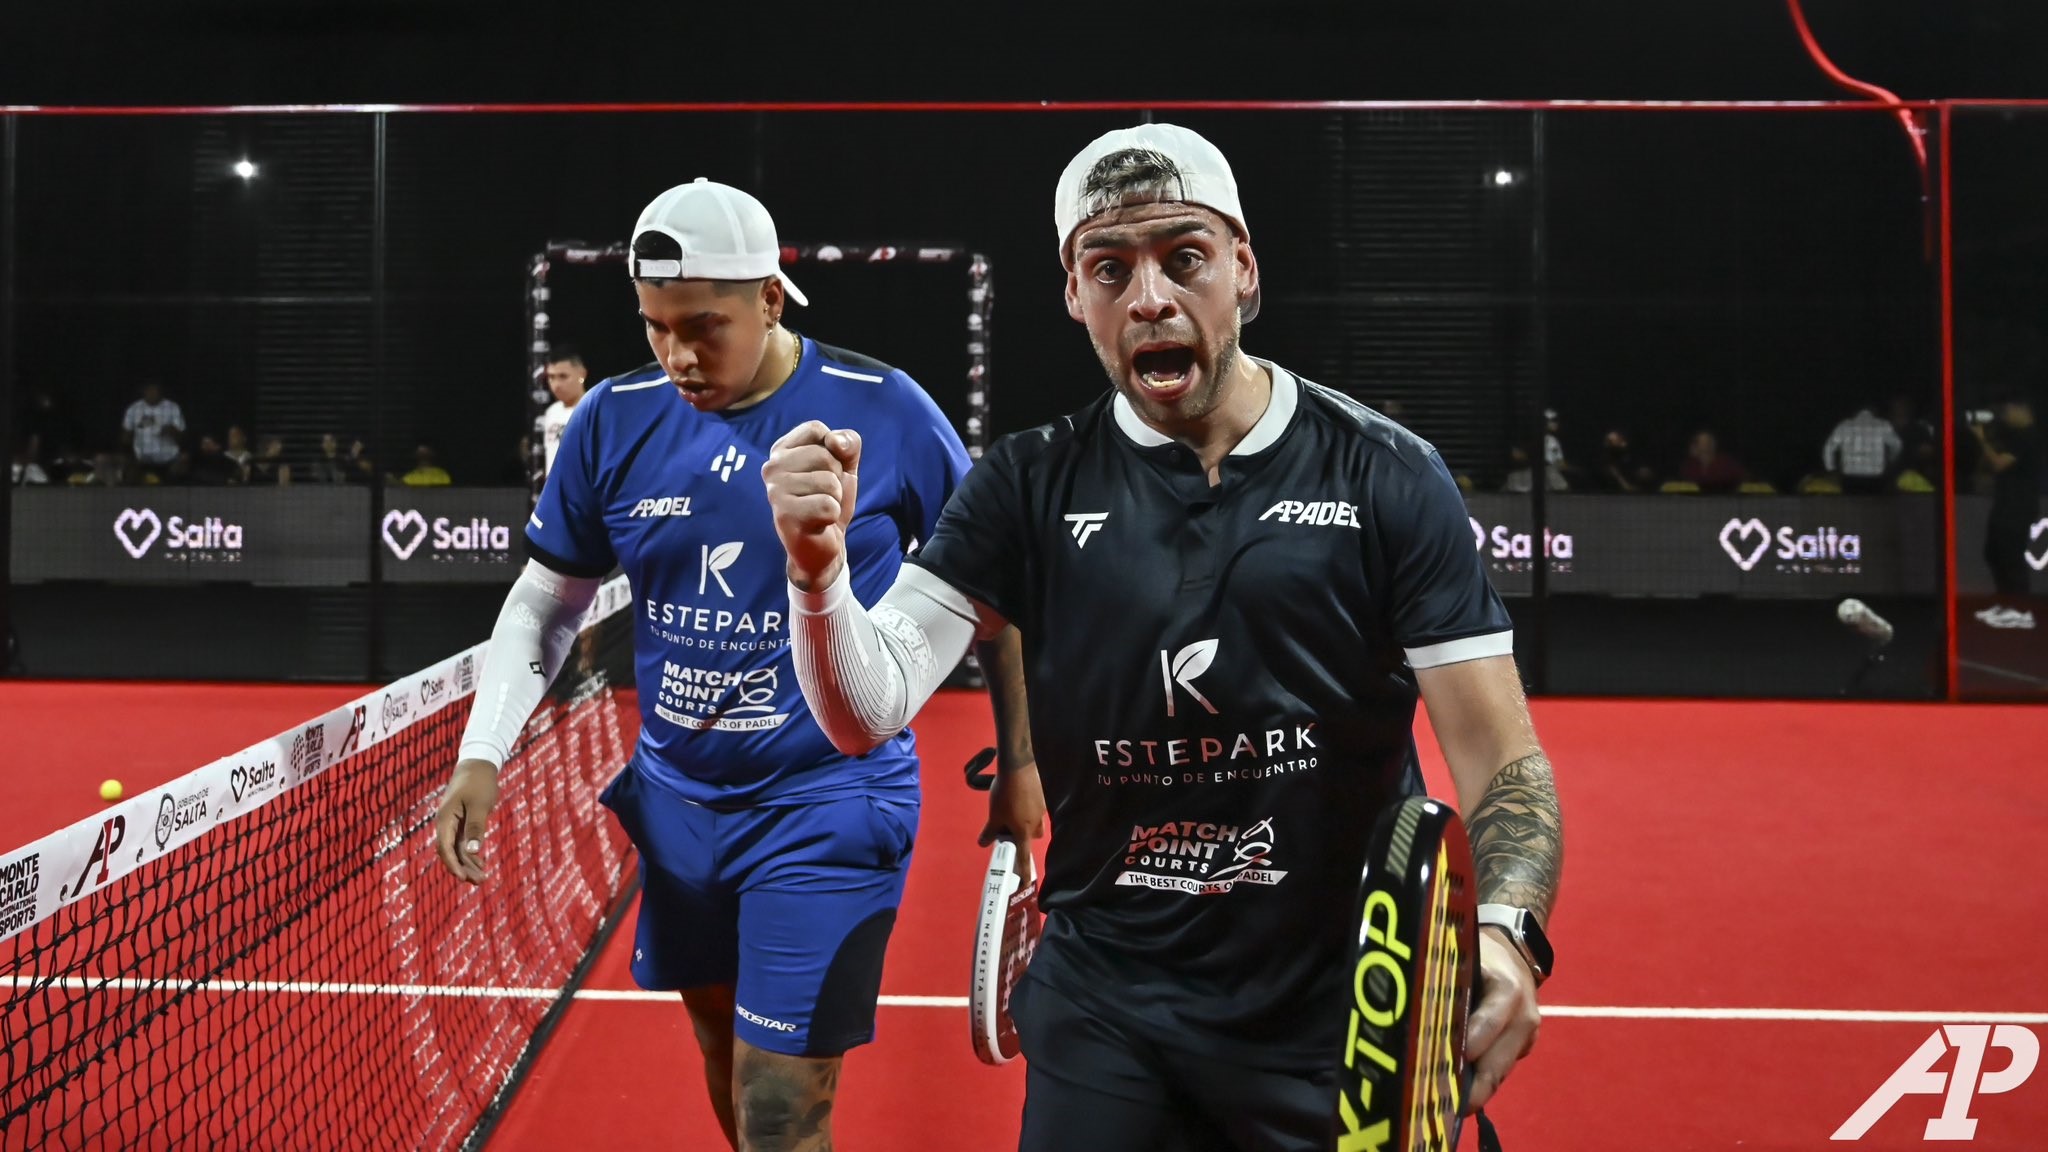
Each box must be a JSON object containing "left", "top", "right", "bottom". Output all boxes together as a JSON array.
[
  {"left": 1887, "top": 394, "right": 1940, "bottom": 487},
  {"left": 187, "top": 434, "right": 242, "bottom": 486},
  {"left": 1503, "top": 411, "right": 1572, "bottom": 493},
  {"left": 223, "top": 426, "right": 255, "bottom": 478},
  {"left": 1678, "top": 429, "right": 1747, "bottom": 494},
  {"left": 305, "top": 433, "right": 376, "bottom": 484},
  {"left": 1501, "top": 444, "right": 1567, "bottom": 493},
  {"left": 119, "top": 380, "right": 185, "bottom": 482},
  {"left": 1594, "top": 429, "right": 1656, "bottom": 493},
  {"left": 68, "top": 451, "right": 130, "bottom": 487},
  {"left": 1971, "top": 394, "right": 2041, "bottom": 595},
  {"left": 19, "top": 388, "right": 83, "bottom": 482},
  {"left": 306, "top": 433, "right": 349, "bottom": 483},
  {"left": 248, "top": 435, "right": 291, "bottom": 485},
  {"left": 501, "top": 435, "right": 536, "bottom": 485},
  {"left": 1544, "top": 408, "right": 1580, "bottom": 489},
  {"left": 400, "top": 444, "right": 452, "bottom": 487},
  {"left": 9, "top": 437, "right": 49, "bottom": 485},
  {"left": 1821, "top": 405, "right": 1902, "bottom": 495},
  {"left": 539, "top": 346, "right": 589, "bottom": 476}
]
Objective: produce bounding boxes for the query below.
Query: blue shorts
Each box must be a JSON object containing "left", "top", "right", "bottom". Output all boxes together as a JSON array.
[{"left": 598, "top": 758, "right": 918, "bottom": 1057}]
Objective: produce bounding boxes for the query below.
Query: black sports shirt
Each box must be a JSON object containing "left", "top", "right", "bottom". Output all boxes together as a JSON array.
[{"left": 908, "top": 361, "right": 1514, "bottom": 1067}]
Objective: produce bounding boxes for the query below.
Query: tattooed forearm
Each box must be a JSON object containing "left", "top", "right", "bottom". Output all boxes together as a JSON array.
[
  {"left": 735, "top": 1046, "right": 839, "bottom": 1152},
  {"left": 1467, "top": 751, "right": 1564, "bottom": 920}
]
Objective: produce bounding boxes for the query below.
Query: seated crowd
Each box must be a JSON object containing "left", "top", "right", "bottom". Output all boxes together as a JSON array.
[{"left": 10, "top": 381, "right": 483, "bottom": 490}]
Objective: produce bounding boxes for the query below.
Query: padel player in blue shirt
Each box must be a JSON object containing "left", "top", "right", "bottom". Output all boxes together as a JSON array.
[{"left": 435, "top": 178, "right": 1030, "bottom": 1151}]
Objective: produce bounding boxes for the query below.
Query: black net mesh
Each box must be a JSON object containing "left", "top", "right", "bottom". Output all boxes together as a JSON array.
[{"left": 0, "top": 578, "right": 639, "bottom": 1151}]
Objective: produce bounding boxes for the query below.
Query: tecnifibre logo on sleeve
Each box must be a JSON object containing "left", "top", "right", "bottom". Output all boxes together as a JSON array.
[{"left": 113, "top": 508, "right": 243, "bottom": 560}]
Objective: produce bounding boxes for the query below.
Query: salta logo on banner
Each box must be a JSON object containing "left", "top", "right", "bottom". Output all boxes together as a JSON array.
[
  {"left": 151, "top": 787, "right": 212, "bottom": 852},
  {"left": 113, "top": 507, "right": 244, "bottom": 560},
  {"left": 229, "top": 756, "right": 280, "bottom": 804},
  {"left": 418, "top": 674, "right": 449, "bottom": 709},
  {"left": 1468, "top": 516, "right": 1575, "bottom": 570},
  {"left": 1718, "top": 518, "right": 1863, "bottom": 572},
  {"left": 380, "top": 508, "right": 512, "bottom": 562},
  {"left": 1834, "top": 1024, "right": 2039, "bottom": 1141},
  {"left": 379, "top": 692, "right": 410, "bottom": 735}
]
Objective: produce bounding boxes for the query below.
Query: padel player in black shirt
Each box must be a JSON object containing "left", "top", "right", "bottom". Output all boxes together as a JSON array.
[{"left": 764, "top": 123, "right": 1566, "bottom": 1151}]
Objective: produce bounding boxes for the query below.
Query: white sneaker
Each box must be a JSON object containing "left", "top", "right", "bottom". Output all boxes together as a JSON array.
[{"left": 1975, "top": 606, "right": 2038, "bottom": 630}]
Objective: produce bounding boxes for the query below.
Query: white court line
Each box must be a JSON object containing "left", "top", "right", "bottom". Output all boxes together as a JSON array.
[
  {"left": 1540, "top": 1006, "right": 2048, "bottom": 1025},
  {"left": 4, "top": 978, "right": 2042, "bottom": 1023}
]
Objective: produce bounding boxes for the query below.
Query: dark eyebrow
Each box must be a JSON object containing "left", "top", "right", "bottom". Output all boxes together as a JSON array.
[
  {"left": 1078, "top": 219, "right": 1217, "bottom": 254},
  {"left": 637, "top": 309, "right": 725, "bottom": 327}
]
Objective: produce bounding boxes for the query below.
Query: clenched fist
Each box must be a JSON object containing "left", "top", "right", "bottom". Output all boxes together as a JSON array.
[{"left": 763, "top": 421, "right": 862, "bottom": 591}]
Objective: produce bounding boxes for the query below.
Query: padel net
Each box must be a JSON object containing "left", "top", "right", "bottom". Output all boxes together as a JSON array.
[{"left": 0, "top": 575, "right": 640, "bottom": 1152}]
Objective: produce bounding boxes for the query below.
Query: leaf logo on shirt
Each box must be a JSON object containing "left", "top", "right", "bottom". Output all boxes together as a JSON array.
[
  {"left": 1161, "top": 638, "right": 1220, "bottom": 717},
  {"left": 701, "top": 541, "right": 745, "bottom": 597}
]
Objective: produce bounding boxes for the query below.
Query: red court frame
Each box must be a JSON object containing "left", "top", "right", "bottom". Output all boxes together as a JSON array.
[{"left": 3, "top": 96, "right": 2019, "bottom": 701}]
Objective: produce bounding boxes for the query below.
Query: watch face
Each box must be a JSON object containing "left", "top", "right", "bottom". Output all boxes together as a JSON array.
[{"left": 1523, "top": 913, "right": 1555, "bottom": 975}]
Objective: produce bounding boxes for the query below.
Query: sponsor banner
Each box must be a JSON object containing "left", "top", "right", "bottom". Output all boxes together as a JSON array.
[
  {"left": 0, "top": 574, "right": 633, "bottom": 946},
  {"left": 378, "top": 488, "right": 529, "bottom": 583},
  {"left": 1461, "top": 494, "right": 1943, "bottom": 598},
  {"left": 10, "top": 487, "right": 543, "bottom": 586},
  {"left": 10, "top": 487, "right": 370, "bottom": 585}
]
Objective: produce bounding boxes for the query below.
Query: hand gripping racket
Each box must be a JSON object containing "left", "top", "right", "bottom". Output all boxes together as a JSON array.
[
  {"left": 1332, "top": 795, "right": 1503, "bottom": 1152},
  {"left": 966, "top": 748, "right": 1042, "bottom": 1065},
  {"left": 969, "top": 834, "right": 1041, "bottom": 1064}
]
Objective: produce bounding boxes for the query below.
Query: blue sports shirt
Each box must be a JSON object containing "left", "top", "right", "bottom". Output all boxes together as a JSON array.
[{"left": 526, "top": 337, "right": 971, "bottom": 806}]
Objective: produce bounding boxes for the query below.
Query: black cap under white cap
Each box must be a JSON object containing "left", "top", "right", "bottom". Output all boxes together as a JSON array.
[
  {"left": 1053, "top": 122, "right": 1258, "bottom": 322},
  {"left": 628, "top": 178, "right": 807, "bottom": 306}
]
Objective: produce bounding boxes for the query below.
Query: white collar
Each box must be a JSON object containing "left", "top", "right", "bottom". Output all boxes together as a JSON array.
[{"left": 1111, "top": 358, "right": 1298, "bottom": 456}]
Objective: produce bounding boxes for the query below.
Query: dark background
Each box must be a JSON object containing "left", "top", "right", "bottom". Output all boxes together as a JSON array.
[
  {"left": 5, "top": 105, "right": 1951, "bottom": 486},
  {"left": 4, "top": 2, "right": 2045, "bottom": 697},
  {"left": 8, "top": 1, "right": 2048, "bottom": 107}
]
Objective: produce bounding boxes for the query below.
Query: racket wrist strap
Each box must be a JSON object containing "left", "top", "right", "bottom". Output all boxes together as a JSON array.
[{"left": 1476, "top": 1110, "right": 1504, "bottom": 1152}]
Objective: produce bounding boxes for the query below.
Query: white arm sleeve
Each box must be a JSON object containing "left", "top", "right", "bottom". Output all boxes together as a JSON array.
[
  {"left": 457, "top": 560, "right": 603, "bottom": 768},
  {"left": 790, "top": 563, "right": 1005, "bottom": 756}
]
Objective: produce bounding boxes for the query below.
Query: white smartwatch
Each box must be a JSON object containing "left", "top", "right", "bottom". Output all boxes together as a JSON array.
[{"left": 1477, "top": 903, "right": 1554, "bottom": 984}]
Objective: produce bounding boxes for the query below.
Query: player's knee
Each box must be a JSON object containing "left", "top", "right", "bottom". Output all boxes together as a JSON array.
[{"left": 735, "top": 1047, "right": 838, "bottom": 1151}]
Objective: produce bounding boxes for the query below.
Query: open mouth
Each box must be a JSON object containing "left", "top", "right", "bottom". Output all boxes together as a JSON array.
[{"left": 1131, "top": 345, "right": 1195, "bottom": 391}]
